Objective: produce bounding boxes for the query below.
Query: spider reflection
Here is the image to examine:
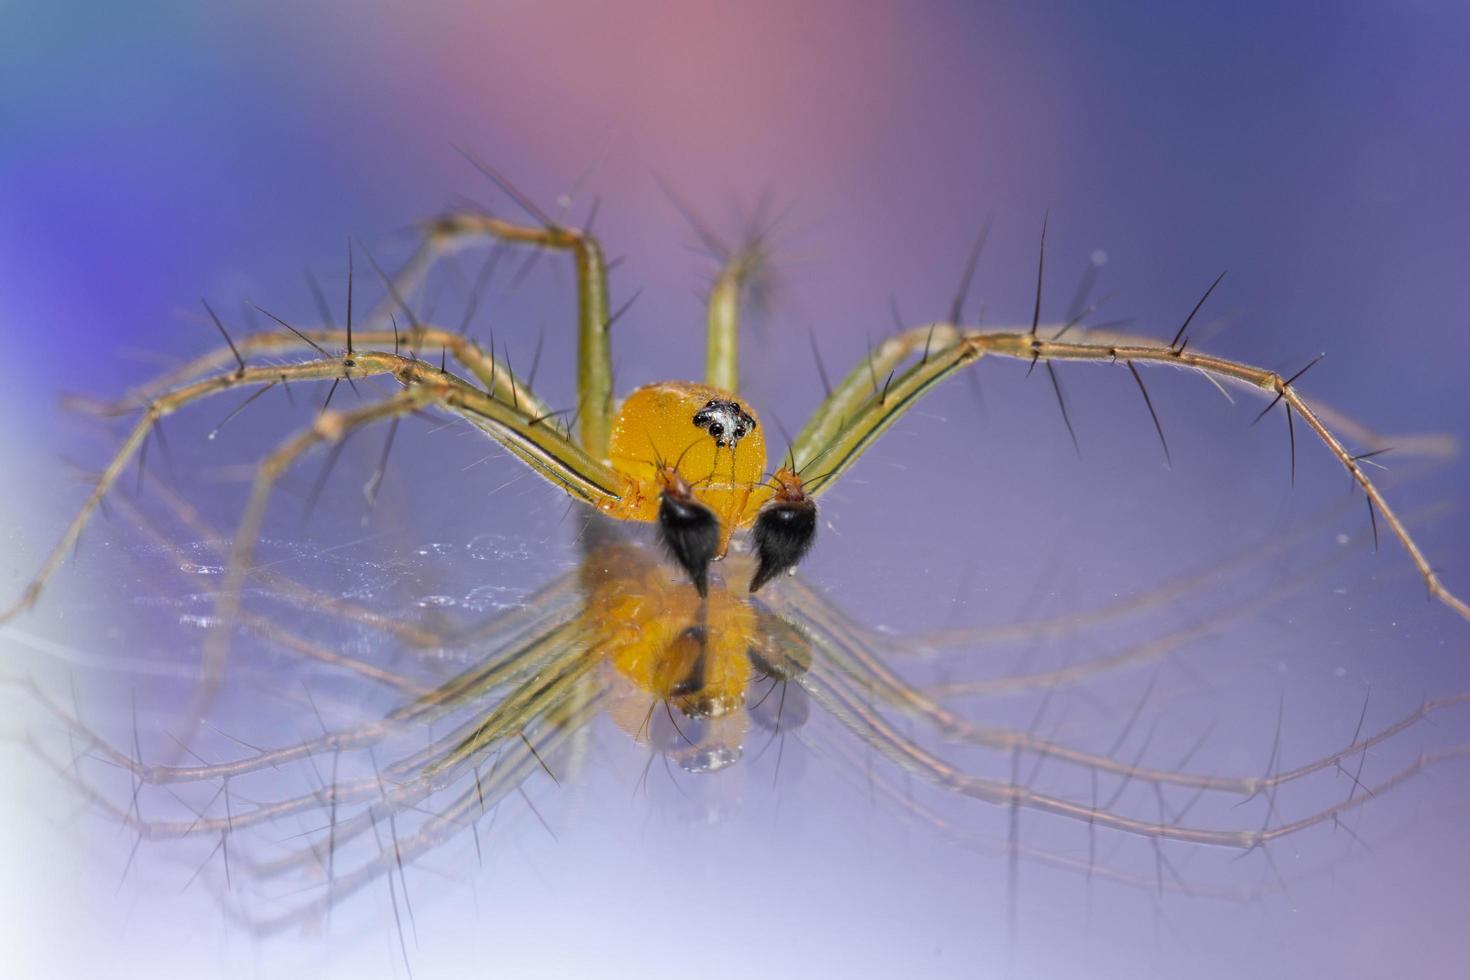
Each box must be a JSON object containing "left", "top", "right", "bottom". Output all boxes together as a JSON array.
[{"left": 12, "top": 494, "right": 1470, "bottom": 941}]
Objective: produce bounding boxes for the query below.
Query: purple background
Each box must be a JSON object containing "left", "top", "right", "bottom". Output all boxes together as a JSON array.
[{"left": 3, "top": 3, "right": 1469, "bottom": 978}]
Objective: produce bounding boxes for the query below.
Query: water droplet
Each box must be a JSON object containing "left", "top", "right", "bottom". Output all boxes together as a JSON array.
[{"left": 462, "top": 583, "right": 513, "bottom": 613}]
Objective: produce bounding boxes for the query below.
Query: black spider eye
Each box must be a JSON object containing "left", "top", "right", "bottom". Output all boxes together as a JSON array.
[
  {"left": 692, "top": 397, "right": 756, "bottom": 448},
  {"left": 749, "top": 497, "right": 818, "bottom": 592},
  {"left": 657, "top": 491, "right": 720, "bottom": 597}
]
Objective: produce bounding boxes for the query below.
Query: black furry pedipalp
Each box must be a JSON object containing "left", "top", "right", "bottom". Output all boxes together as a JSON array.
[
  {"left": 657, "top": 491, "right": 721, "bottom": 597},
  {"left": 749, "top": 497, "right": 817, "bottom": 593}
]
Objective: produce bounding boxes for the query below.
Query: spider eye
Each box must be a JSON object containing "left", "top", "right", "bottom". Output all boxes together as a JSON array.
[
  {"left": 657, "top": 490, "right": 721, "bottom": 597},
  {"left": 691, "top": 398, "right": 756, "bottom": 448},
  {"left": 749, "top": 497, "right": 818, "bottom": 592}
]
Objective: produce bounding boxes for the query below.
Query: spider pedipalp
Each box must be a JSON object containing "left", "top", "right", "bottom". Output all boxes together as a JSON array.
[
  {"left": 656, "top": 470, "right": 721, "bottom": 598},
  {"left": 749, "top": 474, "right": 816, "bottom": 593}
]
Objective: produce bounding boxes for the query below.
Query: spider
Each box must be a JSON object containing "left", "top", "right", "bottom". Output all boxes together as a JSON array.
[{"left": 3, "top": 157, "right": 1467, "bottom": 632}]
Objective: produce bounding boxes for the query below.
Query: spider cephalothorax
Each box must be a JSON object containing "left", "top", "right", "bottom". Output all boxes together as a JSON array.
[
  {"left": 607, "top": 381, "right": 801, "bottom": 596},
  {"left": 692, "top": 398, "right": 756, "bottom": 448}
]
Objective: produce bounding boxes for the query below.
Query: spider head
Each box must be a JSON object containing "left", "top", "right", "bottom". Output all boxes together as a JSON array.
[
  {"left": 749, "top": 470, "right": 817, "bottom": 592},
  {"left": 692, "top": 398, "right": 756, "bottom": 449}
]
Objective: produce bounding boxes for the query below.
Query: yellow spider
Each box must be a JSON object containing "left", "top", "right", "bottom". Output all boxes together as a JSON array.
[{"left": 4, "top": 158, "right": 1467, "bottom": 633}]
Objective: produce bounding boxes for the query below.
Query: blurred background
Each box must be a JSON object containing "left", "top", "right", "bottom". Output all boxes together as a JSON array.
[{"left": 2, "top": 2, "right": 1468, "bottom": 978}]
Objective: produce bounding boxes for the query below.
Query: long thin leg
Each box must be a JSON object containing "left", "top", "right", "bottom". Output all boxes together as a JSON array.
[
  {"left": 183, "top": 372, "right": 629, "bottom": 740},
  {"left": 790, "top": 324, "right": 963, "bottom": 470},
  {"left": 195, "top": 386, "right": 442, "bottom": 716},
  {"left": 4, "top": 345, "right": 627, "bottom": 623},
  {"left": 120, "top": 327, "right": 552, "bottom": 421},
  {"left": 366, "top": 210, "right": 615, "bottom": 457},
  {"left": 659, "top": 181, "right": 781, "bottom": 394},
  {"left": 800, "top": 663, "right": 1470, "bottom": 847},
  {"left": 4, "top": 356, "right": 374, "bottom": 623},
  {"left": 794, "top": 577, "right": 1470, "bottom": 795},
  {"left": 789, "top": 324, "right": 1469, "bottom": 621},
  {"left": 704, "top": 243, "right": 771, "bottom": 393}
]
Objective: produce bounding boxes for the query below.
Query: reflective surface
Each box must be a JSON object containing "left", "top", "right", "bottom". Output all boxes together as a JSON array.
[{"left": 3, "top": 3, "right": 1469, "bottom": 978}]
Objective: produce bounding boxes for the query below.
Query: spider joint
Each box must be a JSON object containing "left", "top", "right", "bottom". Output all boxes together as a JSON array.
[{"left": 312, "top": 410, "right": 348, "bottom": 442}]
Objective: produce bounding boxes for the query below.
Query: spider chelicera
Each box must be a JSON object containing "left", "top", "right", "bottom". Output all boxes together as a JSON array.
[{"left": 3, "top": 158, "right": 1467, "bottom": 629}]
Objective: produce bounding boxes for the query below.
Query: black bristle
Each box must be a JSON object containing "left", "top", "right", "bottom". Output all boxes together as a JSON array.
[
  {"left": 1030, "top": 212, "right": 1048, "bottom": 337},
  {"left": 1170, "top": 270, "right": 1227, "bottom": 350}
]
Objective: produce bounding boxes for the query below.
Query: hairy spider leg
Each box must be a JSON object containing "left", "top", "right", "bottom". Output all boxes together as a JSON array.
[
  {"left": 16, "top": 489, "right": 1470, "bottom": 931},
  {"left": 788, "top": 322, "right": 1469, "bottom": 622},
  {"left": 1, "top": 339, "right": 630, "bottom": 625},
  {"left": 362, "top": 206, "right": 615, "bottom": 456}
]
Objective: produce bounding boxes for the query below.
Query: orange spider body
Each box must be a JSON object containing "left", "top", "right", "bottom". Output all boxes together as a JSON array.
[{"left": 603, "top": 381, "right": 774, "bottom": 555}]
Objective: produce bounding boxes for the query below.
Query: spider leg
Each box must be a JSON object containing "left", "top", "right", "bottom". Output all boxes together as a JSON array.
[
  {"left": 365, "top": 207, "right": 617, "bottom": 456},
  {"left": 191, "top": 369, "right": 627, "bottom": 733},
  {"left": 703, "top": 224, "right": 775, "bottom": 393},
  {"left": 657, "top": 179, "right": 788, "bottom": 394},
  {"left": 15, "top": 596, "right": 585, "bottom": 796},
  {"left": 120, "top": 326, "right": 553, "bottom": 420},
  {"left": 789, "top": 323, "right": 1469, "bottom": 622},
  {"left": 7, "top": 346, "right": 627, "bottom": 624},
  {"left": 2, "top": 355, "right": 403, "bottom": 624},
  {"left": 11, "top": 565, "right": 596, "bottom": 913},
  {"left": 783, "top": 575, "right": 1470, "bottom": 797},
  {"left": 805, "top": 719, "right": 1244, "bottom": 899},
  {"left": 790, "top": 324, "right": 964, "bottom": 471},
  {"left": 19, "top": 680, "right": 601, "bottom": 932},
  {"left": 799, "top": 655, "right": 1470, "bottom": 848},
  {"left": 126, "top": 195, "right": 616, "bottom": 454},
  {"left": 777, "top": 469, "right": 1448, "bottom": 658}
]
